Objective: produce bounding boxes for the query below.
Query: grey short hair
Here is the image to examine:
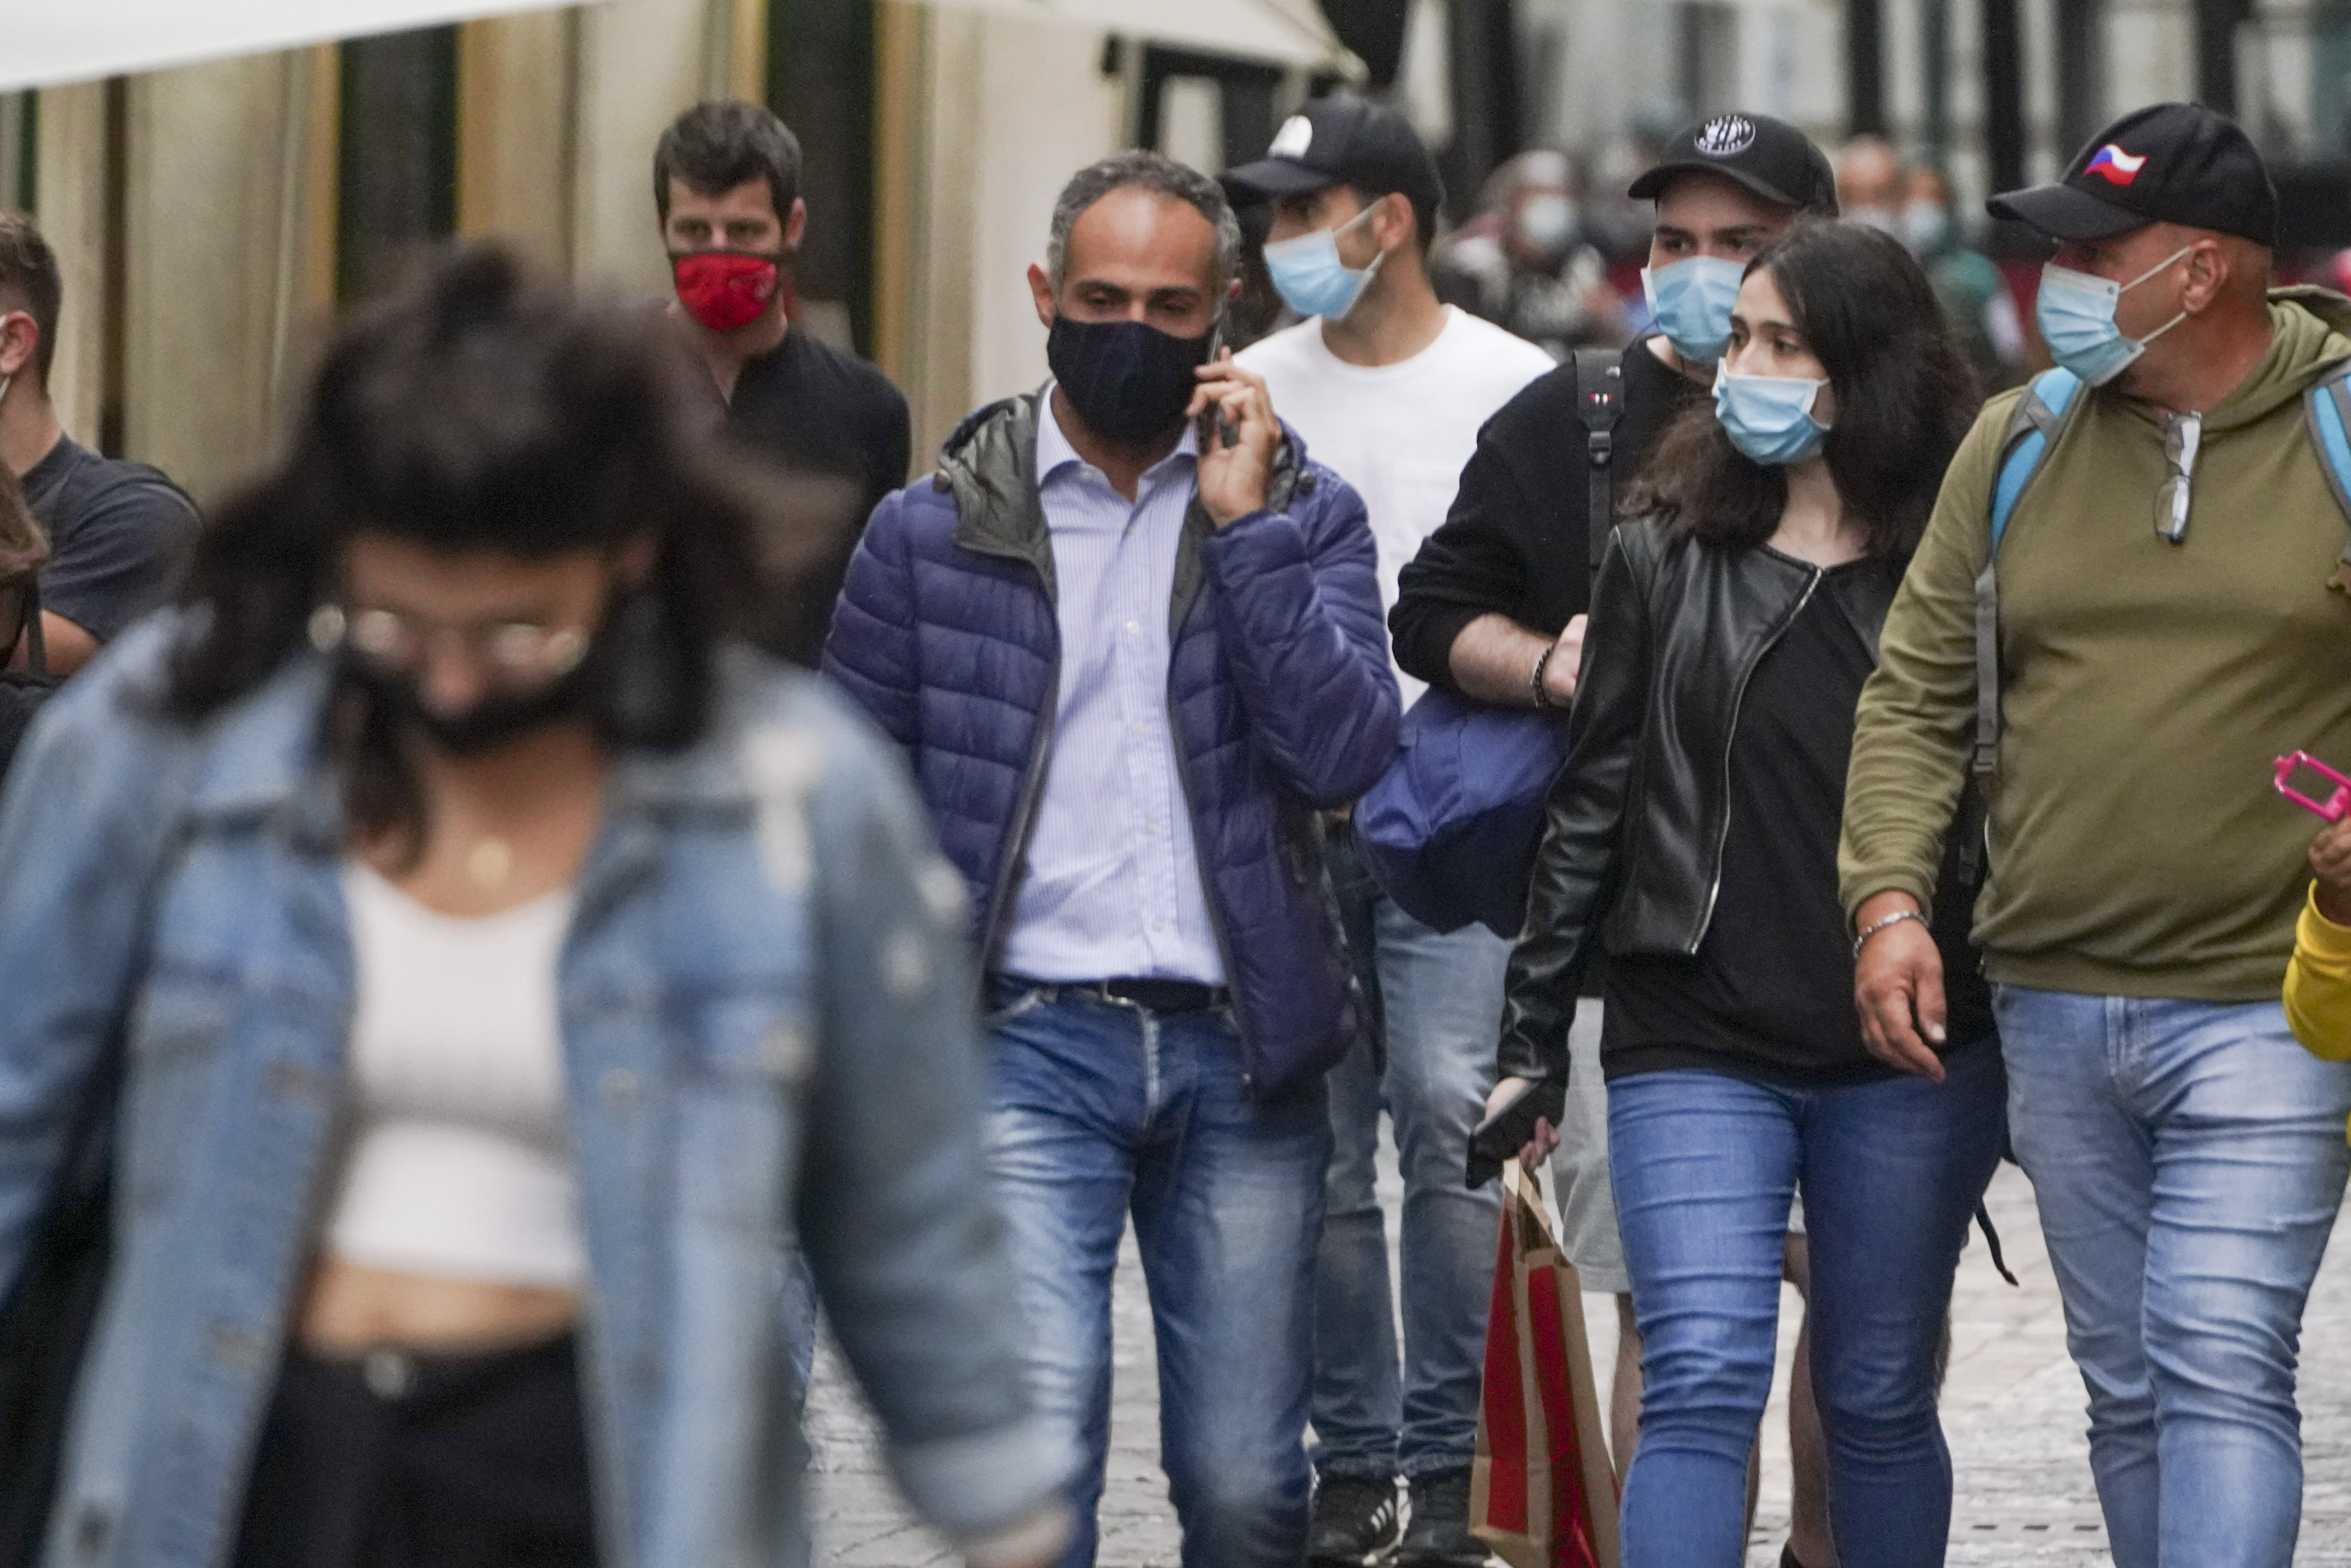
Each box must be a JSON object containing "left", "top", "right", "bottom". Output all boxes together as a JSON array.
[{"left": 1046, "top": 152, "right": 1243, "bottom": 298}]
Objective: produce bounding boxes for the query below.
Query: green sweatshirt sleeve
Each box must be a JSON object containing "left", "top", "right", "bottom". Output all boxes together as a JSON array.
[{"left": 1839, "top": 392, "right": 2021, "bottom": 923}]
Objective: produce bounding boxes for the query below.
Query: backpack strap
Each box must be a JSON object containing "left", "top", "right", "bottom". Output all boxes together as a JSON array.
[
  {"left": 2301, "top": 360, "right": 2351, "bottom": 592},
  {"left": 1973, "top": 367, "right": 2082, "bottom": 784},
  {"left": 1571, "top": 347, "right": 1624, "bottom": 573}
]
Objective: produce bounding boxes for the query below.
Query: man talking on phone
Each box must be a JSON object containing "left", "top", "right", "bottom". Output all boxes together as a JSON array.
[
  {"left": 824, "top": 151, "right": 1397, "bottom": 1567},
  {"left": 1226, "top": 96, "right": 1556, "bottom": 1568}
]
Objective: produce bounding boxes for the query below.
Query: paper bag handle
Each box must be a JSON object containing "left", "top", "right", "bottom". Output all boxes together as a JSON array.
[{"left": 1501, "top": 1159, "right": 1565, "bottom": 1253}]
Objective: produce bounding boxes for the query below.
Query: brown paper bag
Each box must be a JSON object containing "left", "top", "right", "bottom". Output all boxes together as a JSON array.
[{"left": 1470, "top": 1162, "right": 1621, "bottom": 1568}]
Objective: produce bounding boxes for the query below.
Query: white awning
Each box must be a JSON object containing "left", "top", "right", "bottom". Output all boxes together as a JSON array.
[
  {"left": 0, "top": 0, "right": 571, "bottom": 93},
  {"left": 0, "top": 0, "right": 1351, "bottom": 93},
  {"left": 934, "top": 0, "right": 1351, "bottom": 68}
]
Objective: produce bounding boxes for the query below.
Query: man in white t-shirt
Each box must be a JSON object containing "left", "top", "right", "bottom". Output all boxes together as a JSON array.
[{"left": 1228, "top": 97, "right": 1556, "bottom": 1568}]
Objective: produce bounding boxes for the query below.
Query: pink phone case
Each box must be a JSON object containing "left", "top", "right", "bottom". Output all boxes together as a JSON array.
[{"left": 2275, "top": 751, "right": 2351, "bottom": 822}]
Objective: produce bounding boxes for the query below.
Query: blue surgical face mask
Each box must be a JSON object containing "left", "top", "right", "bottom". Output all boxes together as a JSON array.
[
  {"left": 1641, "top": 255, "right": 1746, "bottom": 364},
  {"left": 1264, "top": 203, "right": 1386, "bottom": 322},
  {"left": 1901, "top": 200, "right": 1951, "bottom": 256},
  {"left": 1516, "top": 194, "right": 1577, "bottom": 253},
  {"left": 1714, "top": 364, "right": 1830, "bottom": 466},
  {"left": 2035, "top": 246, "right": 2193, "bottom": 387}
]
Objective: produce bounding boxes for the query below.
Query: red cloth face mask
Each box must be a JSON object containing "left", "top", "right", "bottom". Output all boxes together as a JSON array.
[{"left": 671, "top": 251, "right": 780, "bottom": 333}]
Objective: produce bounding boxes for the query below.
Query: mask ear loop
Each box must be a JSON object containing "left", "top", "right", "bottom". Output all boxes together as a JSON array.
[
  {"left": 2120, "top": 244, "right": 2198, "bottom": 295},
  {"left": 2120, "top": 244, "right": 2198, "bottom": 348},
  {"left": 0, "top": 308, "right": 24, "bottom": 405},
  {"left": 1343, "top": 198, "right": 1402, "bottom": 267},
  {"left": 1324, "top": 200, "right": 1391, "bottom": 321}
]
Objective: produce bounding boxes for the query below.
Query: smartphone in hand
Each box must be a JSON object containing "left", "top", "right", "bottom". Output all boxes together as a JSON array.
[
  {"left": 1466, "top": 1076, "right": 1567, "bottom": 1189},
  {"left": 1194, "top": 321, "right": 1238, "bottom": 451}
]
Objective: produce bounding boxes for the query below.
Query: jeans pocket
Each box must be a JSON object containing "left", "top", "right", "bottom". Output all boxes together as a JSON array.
[{"left": 982, "top": 985, "right": 1048, "bottom": 1031}]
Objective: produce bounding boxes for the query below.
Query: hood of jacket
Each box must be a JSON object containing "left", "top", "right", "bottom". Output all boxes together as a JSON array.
[{"left": 2191, "top": 287, "right": 2351, "bottom": 434}]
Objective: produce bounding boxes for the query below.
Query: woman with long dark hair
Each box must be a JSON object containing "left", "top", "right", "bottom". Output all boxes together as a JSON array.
[
  {"left": 1486, "top": 222, "right": 2003, "bottom": 1567},
  {"left": 0, "top": 247, "right": 1070, "bottom": 1568}
]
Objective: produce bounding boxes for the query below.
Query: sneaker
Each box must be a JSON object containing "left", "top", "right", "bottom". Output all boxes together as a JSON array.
[
  {"left": 1309, "top": 1474, "right": 1401, "bottom": 1566},
  {"left": 1397, "top": 1467, "right": 1487, "bottom": 1568}
]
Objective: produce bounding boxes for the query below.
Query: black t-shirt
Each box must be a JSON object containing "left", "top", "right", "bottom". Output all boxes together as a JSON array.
[
  {"left": 704, "top": 327, "right": 911, "bottom": 663},
  {"left": 1602, "top": 557, "right": 1994, "bottom": 1087},
  {"left": 1389, "top": 334, "right": 1702, "bottom": 693},
  {"left": 21, "top": 435, "right": 199, "bottom": 644}
]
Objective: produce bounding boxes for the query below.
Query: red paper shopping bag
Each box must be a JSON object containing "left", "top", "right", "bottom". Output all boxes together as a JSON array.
[{"left": 1471, "top": 1163, "right": 1621, "bottom": 1568}]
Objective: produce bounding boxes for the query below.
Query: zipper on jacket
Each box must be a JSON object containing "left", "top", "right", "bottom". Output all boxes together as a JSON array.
[
  {"left": 1161, "top": 677, "right": 1250, "bottom": 1079},
  {"left": 977, "top": 631, "right": 1064, "bottom": 971},
  {"left": 1690, "top": 565, "right": 1820, "bottom": 951},
  {"left": 1155, "top": 465, "right": 1309, "bottom": 1092}
]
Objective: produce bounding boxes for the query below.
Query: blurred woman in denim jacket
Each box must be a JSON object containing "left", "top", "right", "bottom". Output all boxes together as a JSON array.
[{"left": 0, "top": 247, "right": 1070, "bottom": 1568}]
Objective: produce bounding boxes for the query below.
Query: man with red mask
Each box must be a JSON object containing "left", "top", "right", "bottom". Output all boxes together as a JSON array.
[{"left": 657, "top": 100, "right": 911, "bottom": 660}]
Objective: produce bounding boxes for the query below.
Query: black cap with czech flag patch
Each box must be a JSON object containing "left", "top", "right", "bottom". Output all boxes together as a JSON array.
[
  {"left": 1987, "top": 102, "right": 2278, "bottom": 246},
  {"left": 1625, "top": 112, "right": 1838, "bottom": 214}
]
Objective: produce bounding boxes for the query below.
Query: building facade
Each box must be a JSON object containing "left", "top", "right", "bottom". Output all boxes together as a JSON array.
[{"left": 6, "top": 0, "right": 1343, "bottom": 506}]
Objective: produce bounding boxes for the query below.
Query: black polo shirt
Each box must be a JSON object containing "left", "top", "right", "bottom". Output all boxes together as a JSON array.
[{"left": 692, "top": 325, "right": 912, "bottom": 664}]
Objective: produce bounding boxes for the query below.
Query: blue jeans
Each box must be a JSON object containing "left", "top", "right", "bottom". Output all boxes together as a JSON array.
[
  {"left": 1316, "top": 831, "right": 1505, "bottom": 1480},
  {"left": 1607, "top": 1045, "right": 2007, "bottom": 1568},
  {"left": 1996, "top": 987, "right": 2351, "bottom": 1568},
  {"left": 983, "top": 980, "right": 1331, "bottom": 1568}
]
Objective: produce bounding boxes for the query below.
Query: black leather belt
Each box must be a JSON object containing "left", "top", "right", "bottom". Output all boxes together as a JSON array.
[
  {"left": 1100, "top": 978, "right": 1228, "bottom": 1012},
  {"left": 1005, "top": 976, "right": 1230, "bottom": 1013}
]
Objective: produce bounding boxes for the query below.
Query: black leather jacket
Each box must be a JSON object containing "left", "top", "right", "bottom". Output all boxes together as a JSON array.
[{"left": 1496, "top": 517, "right": 1990, "bottom": 1084}]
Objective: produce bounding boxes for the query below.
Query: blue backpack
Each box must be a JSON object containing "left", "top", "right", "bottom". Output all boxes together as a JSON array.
[
  {"left": 1972, "top": 361, "right": 2351, "bottom": 798},
  {"left": 1356, "top": 350, "right": 1622, "bottom": 938}
]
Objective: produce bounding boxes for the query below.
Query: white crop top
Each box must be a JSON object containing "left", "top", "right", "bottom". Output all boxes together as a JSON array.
[{"left": 322, "top": 863, "right": 585, "bottom": 1290}]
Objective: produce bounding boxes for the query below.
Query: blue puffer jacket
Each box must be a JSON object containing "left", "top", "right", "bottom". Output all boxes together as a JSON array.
[{"left": 823, "top": 391, "right": 1399, "bottom": 1096}]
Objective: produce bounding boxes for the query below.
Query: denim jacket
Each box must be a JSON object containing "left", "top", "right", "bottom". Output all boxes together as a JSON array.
[{"left": 0, "top": 621, "right": 1071, "bottom": 1568}]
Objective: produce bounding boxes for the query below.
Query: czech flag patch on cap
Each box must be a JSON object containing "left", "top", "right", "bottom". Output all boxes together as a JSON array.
[{"left": 2084, "top": 144, "right": 2148, "bottom": 185}]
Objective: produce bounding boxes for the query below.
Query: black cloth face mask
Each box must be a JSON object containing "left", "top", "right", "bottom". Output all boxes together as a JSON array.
[
  {"left": 345, "top": 649, "right": 604, "bottom": 759},
  {"left": 1045, "top": 314, "right": 1214, "bottom": 442}
]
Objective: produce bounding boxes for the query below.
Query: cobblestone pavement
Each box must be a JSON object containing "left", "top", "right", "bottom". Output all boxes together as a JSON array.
[{"left": 809, "top": 1161, "right": 2351, "bottom": 1566}]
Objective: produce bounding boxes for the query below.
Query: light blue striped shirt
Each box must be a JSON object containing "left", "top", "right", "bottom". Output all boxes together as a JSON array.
[{"left": 998, "top": 390, "right": 1224, "bottom": 985}]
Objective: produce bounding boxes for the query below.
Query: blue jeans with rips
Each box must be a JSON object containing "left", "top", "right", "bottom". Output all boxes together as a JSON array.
[
  {"left": 1607, "top": 1043, "right": 2007, "bottom": 1568},
  {"left": 1314, "top": 829, "right": 1506, "bottom": 1482},
  {"left": 1995, "top": 987, "right": 2351, "bottom": 1568},
  {"left": 983, "top": 979, "right": 1332, "bottom": 1568}
]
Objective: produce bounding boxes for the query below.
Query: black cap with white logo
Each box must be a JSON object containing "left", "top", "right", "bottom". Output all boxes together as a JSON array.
[
  {"left": 1222, "top": 95, "right": 1445, "bottom": 233},
  {"left": 1987, "top": 102, "right": 2278, "bottom": 246},
  {"left": 1626, "top": 112, "right": 1838, "bottom": 214}
]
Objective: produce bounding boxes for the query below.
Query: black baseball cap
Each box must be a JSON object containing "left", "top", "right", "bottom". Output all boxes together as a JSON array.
[
  {"left": 1987, "top": 103, "right": 2278, "bottom": 246},
  {"left": 1626, "top": 112, "right": 1838, "bottom": 214},
  {"left": 1222, "top": 96, "right": 1446, "bottom": 235}
]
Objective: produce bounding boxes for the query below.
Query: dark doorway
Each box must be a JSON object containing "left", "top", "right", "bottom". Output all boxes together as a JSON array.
[
  {"left": 1848, "top": 0, "right": 1886, "bottom": 137},
  {"left": 769, "top": 0, "right": 877, "bottom": 355},
  {"left": 338, "top": 26, "right": 459, "bottom": 303},
  {"left": 1136, "top": 45, "right": 1288, "bottom": 174}
]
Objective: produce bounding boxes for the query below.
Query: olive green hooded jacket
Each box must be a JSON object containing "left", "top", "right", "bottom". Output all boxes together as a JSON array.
[{"left": 1841, "top": 289, "right": 2351, "bottom": 999}]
